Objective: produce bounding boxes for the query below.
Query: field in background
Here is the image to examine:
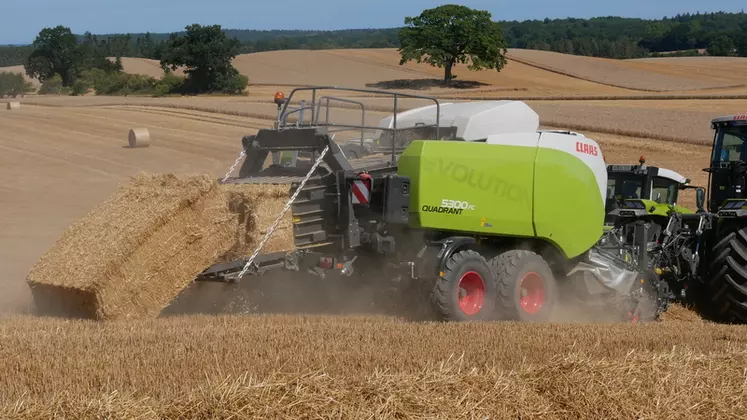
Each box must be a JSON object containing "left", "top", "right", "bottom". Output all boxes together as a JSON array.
[
  {"left": 4, "top": 48, "right": 747, "bottom": 98},
  {"left": 2, "top": 47, "right": 747, "bottom": 418},
  {"left": 506, "top": 49, "right": 747, "bottom": 92}
]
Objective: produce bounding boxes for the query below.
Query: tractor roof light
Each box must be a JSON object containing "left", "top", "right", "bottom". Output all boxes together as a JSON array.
[
  {"left": 274, "top": 91, "right": 286, "bottom": 107},
  {"left": 639, "top": 155, "right": 646, "bottom": 165}
]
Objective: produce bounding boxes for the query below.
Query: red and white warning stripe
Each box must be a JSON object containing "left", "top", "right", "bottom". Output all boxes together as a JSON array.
[{"left": 351, "top": 175, "right": 371, "bottom": 204}]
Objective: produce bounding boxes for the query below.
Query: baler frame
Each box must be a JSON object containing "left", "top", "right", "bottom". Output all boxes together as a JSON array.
[{"left": 199, "top": 87, "right": 450, "bottom": 283}]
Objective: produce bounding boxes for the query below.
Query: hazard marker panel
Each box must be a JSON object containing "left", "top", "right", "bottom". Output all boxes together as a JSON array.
[{"left": 351, "top": 179, "right": 371, "bottom": 204}]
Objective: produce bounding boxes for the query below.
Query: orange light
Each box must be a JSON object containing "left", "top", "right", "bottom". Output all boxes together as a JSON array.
[
  {"left": 639, "top": 155, "right": 646, "bottom": 165},
  {"left": 274, "top": 91, "right": 285, "bottom": 105}
]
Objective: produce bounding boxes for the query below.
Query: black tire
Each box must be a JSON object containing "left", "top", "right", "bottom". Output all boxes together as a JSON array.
[
  {"left": 704, "top": 227, "right": 747, "bottom": 323},
  {"left": 490, "top": 250, "right": 557, "bottom": 322},
  {"left": 431, "top": 250, "right": 497, "bottom": 322}
]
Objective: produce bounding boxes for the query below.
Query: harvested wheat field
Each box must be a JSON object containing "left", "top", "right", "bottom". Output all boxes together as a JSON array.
[
  {"left": 6, "top": 48, "right": 747, "bottom": 100},
  {"left": 0, "top": 314, "right": 745, "bottom": 419},
  {"left": 506, "top": 48, "right": 744, "bottom": 92},
  {"left": 628, "top": 56, "right": 747, "bottom": 89},
  {"left": 2, "top": 71, "right": 746, "bottom": 417},
  {"left": 529, "top": 99, "right": 740, "bottom": 145}
]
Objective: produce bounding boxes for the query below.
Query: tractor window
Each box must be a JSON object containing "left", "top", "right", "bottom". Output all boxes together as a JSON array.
[
  {"left": 651, "top": 177, "right": 678, "bottom": 205},
  {"left": 713, "top": 124, "right": 747, "bottom": 163},
  {"left": 607, "top": 177, "right": 642, "bottom": 200}
]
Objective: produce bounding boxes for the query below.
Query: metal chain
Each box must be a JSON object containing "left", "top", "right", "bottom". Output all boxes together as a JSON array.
[
  {"left": 236, "top": 145, "right": 330, "bottom": 280},
  {"left": 221, "top": 150, "right": 246, "bottom": 183}
]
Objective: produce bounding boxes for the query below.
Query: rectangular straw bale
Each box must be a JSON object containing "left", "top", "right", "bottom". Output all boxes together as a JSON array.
[{"left": 26, "top": 172, "right": 293, "bottom": 320}]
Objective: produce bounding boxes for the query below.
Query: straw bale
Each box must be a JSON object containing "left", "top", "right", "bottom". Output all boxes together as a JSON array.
[
  {"left": 6, "top": 101, "right": 20, "bottom": 110},
  {"left": 26, "top": 172, "right": 293, "bottom": 320},
  {"left": 128, "top": 128, "right": 150, "bottom": 148}
]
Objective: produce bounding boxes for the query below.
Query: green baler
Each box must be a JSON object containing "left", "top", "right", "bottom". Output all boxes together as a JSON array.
[{"left": 184, "top": 86, "right": 669, "bottom": 323}]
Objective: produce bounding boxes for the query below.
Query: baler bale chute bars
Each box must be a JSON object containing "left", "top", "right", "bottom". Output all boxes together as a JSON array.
[
  {"left": 195, "top": 86, "right": 447, "bottom": 286},
  {"left": 275, "top": 86, "right": 442, "bottom": 163}
]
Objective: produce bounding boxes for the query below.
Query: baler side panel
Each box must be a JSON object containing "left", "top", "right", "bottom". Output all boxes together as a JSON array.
[
  {"left": 533, "top": 134, "right": 607, "bottom": 259},
  {"left": 398, "top": 140, "right": 536, "bottom": 237}
]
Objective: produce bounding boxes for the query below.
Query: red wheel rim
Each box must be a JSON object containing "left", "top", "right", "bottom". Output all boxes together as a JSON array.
[
  {"left": 519, "top": 272, "right": 545, "bottom": 314},
  {"left": 628, "top": 310, "right": 640, "bottom": 324},
  {"left": 457, "top": 271, "right": 486, "bottom": 316}
]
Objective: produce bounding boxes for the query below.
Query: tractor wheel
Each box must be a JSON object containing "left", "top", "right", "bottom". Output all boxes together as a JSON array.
[
  {"left": 490, "top": 250, "right": 557, "bottom": 322},
  {"left": 431, "top": 250, "right": 497, "bottom": 322},
  {"left": 704, "top": 227, "right": 747, "bottom": 323}
]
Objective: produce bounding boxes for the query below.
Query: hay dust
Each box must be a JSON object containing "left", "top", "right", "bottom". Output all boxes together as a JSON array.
[{"left": 25, "top": 172, "right": 292, "bottom": 320}]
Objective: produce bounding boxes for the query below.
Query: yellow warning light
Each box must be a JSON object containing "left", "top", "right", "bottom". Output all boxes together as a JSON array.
[
  {"left": 292, "top": 216, "right": 301, "bottom": 223},
  {"left": 655, "top": 268, "right": 663, "bottom": 275},
  {"left": 274, "top": 91, "right": 285, "bottom": 106},
  {"left": 439, "top": 271, "right": 445, "bottom": 277},
  {"left": 640, "top": 279, "right": 645, "bottom": 284}
]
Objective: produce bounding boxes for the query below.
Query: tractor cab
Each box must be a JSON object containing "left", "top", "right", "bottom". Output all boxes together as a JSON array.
[
  {"left": 605, "top": 156, "right": 692, "bottom": 224},
  {"left": 705, "top": 114, "right": 747, "bottom": 213}
]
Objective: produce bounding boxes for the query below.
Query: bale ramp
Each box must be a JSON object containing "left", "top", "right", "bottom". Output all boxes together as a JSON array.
[{"left": 26, "top": 173, "right": 293, "bottom": 320}]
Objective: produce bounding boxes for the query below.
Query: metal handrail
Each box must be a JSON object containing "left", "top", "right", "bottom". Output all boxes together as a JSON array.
[
  {"left": 277, "top": 86, "right": 442, "bottom": 163},
  {"left": 314, "top": 96, "right": 366, "bottom": 150}
]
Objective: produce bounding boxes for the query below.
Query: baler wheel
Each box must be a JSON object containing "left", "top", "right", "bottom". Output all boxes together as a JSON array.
[
  {"left": 490, "top": 250, "right": 557, "bottom": 322},
  {"left": 431, "top": 250, "right": 497, "bottom": 322}
]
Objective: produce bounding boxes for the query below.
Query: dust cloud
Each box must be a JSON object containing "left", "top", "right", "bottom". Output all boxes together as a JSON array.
[
  {"left": 0, "top": 279, "right": 34, "bottom": 315},
  {"left": 161, "top": 269, "right": 428, "bottom": 320}
]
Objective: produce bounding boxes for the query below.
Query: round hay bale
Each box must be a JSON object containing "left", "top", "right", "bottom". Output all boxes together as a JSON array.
[
  {"left": 128, "top": 128, "right": 151, "bottom": 148},
  {"left": 6, "top": 102, "right": 20, "bottom": 110}
]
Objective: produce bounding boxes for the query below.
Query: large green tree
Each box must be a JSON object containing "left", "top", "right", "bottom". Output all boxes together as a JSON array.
[
  {"left": 397, "top": 5, "right": 508, "bottom": 82},
  {"left": 24, "top": 26, "right": 80, "bottom": 85},
  {"left": 159, "top": 24, "right": 247, "bottom": 93}
]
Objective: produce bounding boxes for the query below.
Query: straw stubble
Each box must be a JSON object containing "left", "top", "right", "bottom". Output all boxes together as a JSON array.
[{"left": 25, "top": 172, "right": 293, "bottom": 320}]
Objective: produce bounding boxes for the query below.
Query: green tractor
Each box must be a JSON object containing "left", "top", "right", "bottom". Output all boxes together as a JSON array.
[
  {"left": 178, "top": 86, "right": 670, "bottom": 323},
  {"left": 602, "top": 114, "right": 747, "bottom": 323},
  {"left": 694, "top": 113, "right": 747, "bottom": 323},
  {"left": 605, "top": 156, "right": 697, "bottom": 224},
  {"left": 602, "top": 157, "right": 705, "bottom": 306}
]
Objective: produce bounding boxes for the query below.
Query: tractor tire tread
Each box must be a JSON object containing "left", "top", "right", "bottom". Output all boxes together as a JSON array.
[{"left": 706, "top": 226, "right": 747, "bottom": 323}]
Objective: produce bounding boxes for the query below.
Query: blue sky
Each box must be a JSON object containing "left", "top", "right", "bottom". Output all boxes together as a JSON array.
[{"left": 1, "top": 0, "right": 745, "bottom": 45}]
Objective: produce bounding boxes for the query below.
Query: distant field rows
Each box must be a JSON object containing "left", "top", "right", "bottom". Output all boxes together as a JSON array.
[
  {"left": 507, "top": 50, "right": 741, "bottom": 92},
  {"left": 16, "top": 96, "right": 735, "bottom": 145},
  {"left": 6, "top": 48, "right": 747, "bottom": 97}
]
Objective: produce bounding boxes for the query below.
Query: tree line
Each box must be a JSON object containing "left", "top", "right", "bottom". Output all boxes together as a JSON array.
[
  {"left": 2, "top": 11, "right": 746, "bottom": 67},
  {"left": 8, "top": 24, "right": 247, "bottom": 96},
  {"left": 2, "top": 7, "right": 746, "bottom": 96}
]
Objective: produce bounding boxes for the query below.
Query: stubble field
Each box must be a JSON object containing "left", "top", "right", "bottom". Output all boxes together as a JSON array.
[{"left": 2, "top": 48, "right": 747, "bottom": 418}]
